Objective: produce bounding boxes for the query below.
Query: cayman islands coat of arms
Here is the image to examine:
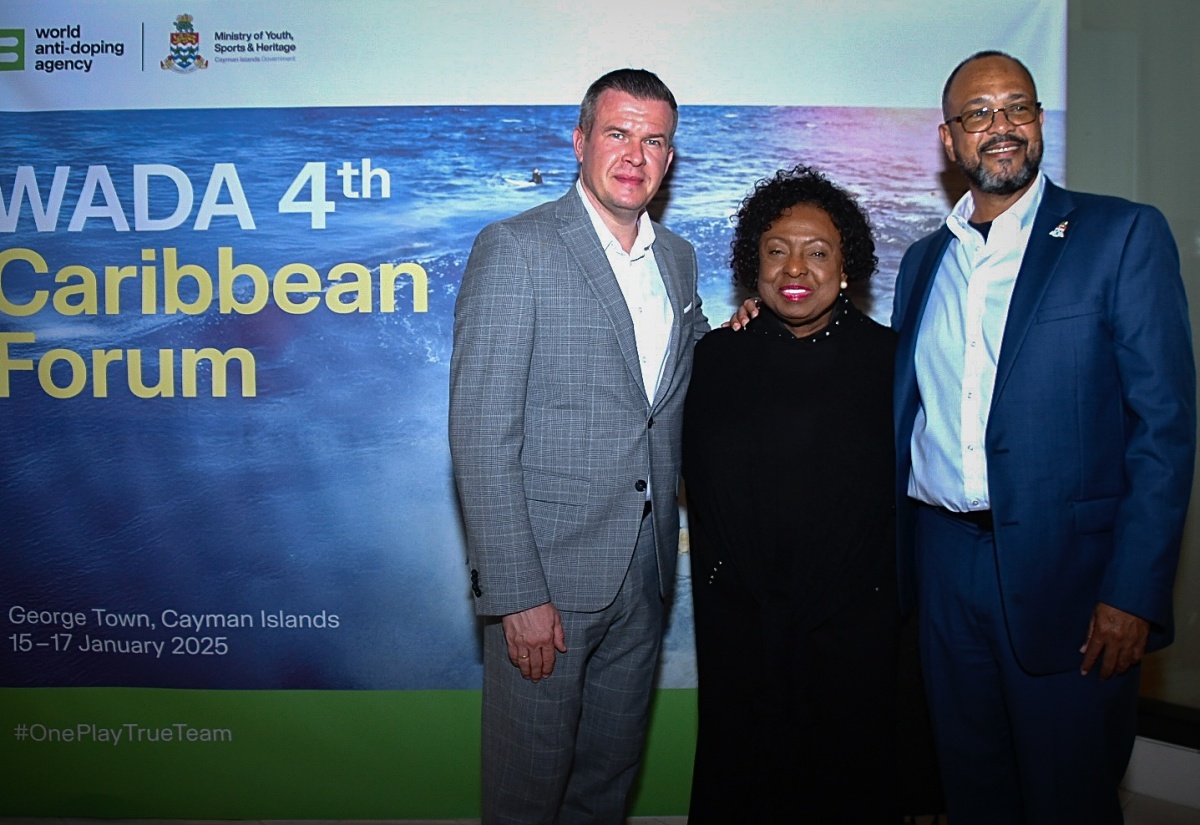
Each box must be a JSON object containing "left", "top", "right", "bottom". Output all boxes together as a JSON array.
[{"left": 161, "top": 14, "right": 209, "bottom": 72}]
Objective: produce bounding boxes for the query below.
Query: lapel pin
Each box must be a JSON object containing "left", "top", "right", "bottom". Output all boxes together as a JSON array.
[{"left": 1049, "top": 221, "right": 1069, "bottom": 238}]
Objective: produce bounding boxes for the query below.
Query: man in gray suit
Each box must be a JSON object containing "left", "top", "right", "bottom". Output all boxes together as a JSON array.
[{"left": 449, "top": 69, "right": 707, "bottom": 824}]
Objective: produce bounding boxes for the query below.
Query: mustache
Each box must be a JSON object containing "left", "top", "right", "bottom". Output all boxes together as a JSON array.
[{"left": 981, "top": 132, "right": 1028, "bottom": 151}]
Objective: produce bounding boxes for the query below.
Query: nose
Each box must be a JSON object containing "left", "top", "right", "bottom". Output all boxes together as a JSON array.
[
  {"left": 987, "top": 107, "right": 1015, "bottom": 132},
  {"left": 784, "top": 253, "right": 807, "bottom": 276},
  {"left": 623, "top": 142, "right": 646, "bottom": 166}
]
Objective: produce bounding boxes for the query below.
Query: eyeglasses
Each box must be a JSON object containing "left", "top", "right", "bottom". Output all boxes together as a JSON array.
[{"left": 945, "top": 102, "right": 1042, "bottom": 133}]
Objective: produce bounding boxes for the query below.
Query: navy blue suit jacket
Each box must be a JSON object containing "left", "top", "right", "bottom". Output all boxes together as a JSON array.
[{"left": 893, "top": 179, "right": 1195, "bottom": 674}]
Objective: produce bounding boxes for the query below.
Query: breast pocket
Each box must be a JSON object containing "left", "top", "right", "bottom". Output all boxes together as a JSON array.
[{"left": 1036, "top": 301, "right": 1103, "bottom": 324}]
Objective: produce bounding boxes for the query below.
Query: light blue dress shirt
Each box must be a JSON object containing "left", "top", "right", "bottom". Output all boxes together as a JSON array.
[{"left": 908, "top": 173, "right": 1047, "bottom": 511}]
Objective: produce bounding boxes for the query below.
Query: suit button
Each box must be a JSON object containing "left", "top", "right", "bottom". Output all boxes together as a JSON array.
[
  {"left": 647, "top": 417, "right": 654, "bottom": 429},
  {"left": 635, "top": 479, "right": 647, "bottom": 493}
]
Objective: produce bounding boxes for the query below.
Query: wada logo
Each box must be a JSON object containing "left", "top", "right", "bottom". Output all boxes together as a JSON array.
[
  {"left": 160, "top": 13, "right": 208, "bottom": 72},
  {"left": 0, "top": 29, "right": 25, "bottom": 72}
]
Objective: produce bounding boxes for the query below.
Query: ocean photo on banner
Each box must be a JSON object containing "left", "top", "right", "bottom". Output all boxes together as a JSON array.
[{"left": 0, "top": 104, "right": 1063, "bottom": 689}]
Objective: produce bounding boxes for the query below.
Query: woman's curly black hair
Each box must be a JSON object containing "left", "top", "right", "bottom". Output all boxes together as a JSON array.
[{"left": 730, "top": 164, "right": 878, "bottom": 292}]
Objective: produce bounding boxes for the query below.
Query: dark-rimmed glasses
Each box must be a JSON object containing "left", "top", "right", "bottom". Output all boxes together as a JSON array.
[{"left": 945, "top": 102, "right": 1042, "bottom": 133}]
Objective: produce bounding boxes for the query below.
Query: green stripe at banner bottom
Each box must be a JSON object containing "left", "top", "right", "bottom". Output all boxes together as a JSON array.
[{"left": 0, "top": 687, "right": 697, "bottom": 818}]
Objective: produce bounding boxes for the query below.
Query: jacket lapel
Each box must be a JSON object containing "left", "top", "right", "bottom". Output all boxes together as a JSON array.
[
  {"left": 651, "top": 234, "right": 685, "bottom": 413},
  {"left": 556, "top": 188, "right": 648, "bottom": 400},
  {"left": 897, "top": 228, "right": 953, "bottom": 341},
  {"left": 895, "top": 227, "right": 953, "bottom": 418},
  {"left": 991, "top": 181, "right": 1077, "bottom": 403}
]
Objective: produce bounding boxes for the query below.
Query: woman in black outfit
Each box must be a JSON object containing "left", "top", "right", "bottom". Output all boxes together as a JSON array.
[{"left": 684, "top": 165, "right": 899, "bottom": 823}]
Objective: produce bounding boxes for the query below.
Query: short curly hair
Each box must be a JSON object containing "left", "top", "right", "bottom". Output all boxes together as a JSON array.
[{"left": 730, "top": 165, "right": 877, "bottom": 292}]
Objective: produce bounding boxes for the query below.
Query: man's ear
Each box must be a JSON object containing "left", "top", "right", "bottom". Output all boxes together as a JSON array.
[
  {"left": 572, "top": 126, "right": 585, "bottom": 163},
  {"left": 937, "top": 122, "right": 957, "bottom": 165}
]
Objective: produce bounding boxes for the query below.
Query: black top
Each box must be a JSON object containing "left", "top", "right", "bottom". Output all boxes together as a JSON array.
[{"left": 682, "top": 297, "right": 897, "bottom": 628}]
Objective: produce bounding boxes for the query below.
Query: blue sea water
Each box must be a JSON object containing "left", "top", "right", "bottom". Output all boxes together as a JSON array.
[{"left": 0, "top": 105, "right": 1063, "bottom": 688}]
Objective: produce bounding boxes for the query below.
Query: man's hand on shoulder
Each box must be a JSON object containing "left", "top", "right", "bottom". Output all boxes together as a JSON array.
[
  {"left": 502, "top": 602, "right": 568, "bottom": 683},
  {"left": 1079, "top": 602, "right": 1150, "bottom": 680},
  {"left": 723, "top": 297, "right": 760, "bottom": 331}
]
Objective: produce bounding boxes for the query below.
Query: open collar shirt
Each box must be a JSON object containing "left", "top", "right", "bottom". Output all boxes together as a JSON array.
[
  {"left": 576, "top": 180, "right": 675, "bottom": 406},
  {"left": 908, "top": 172, "right": 1047, "bottom": 511}
]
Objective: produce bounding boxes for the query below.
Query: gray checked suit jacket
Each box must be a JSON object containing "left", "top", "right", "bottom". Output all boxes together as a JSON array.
[{"left": 449, "top": 186, "right": 708, "bottom": 616}]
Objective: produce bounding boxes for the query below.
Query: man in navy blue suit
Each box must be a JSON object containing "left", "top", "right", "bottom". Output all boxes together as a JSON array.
[{"left": 893, "top": 51, "right": 1195, "bottom": 823}]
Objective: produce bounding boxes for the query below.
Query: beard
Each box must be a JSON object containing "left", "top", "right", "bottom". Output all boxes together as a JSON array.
[{"left": 958, "top": 132, "right": 1043, "bottom": 195}]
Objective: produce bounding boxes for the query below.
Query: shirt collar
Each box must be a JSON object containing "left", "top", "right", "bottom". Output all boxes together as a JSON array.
[
  {"left": 576, "top": 179, "right": 656, "bottom": 258},
  {"left": 946, "top": 170, "right": 1046, "bottom": 240}
]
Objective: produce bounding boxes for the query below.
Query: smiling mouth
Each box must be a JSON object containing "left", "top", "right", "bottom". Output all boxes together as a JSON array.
[
  {"left": 779, "top": 286, "right": 812, "bottom": 301},
  {"left": 982, "top": 134, "right": 1026, "bottom": 155}
]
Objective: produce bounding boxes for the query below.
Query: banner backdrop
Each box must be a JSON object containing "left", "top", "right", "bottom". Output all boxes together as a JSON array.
[{"left": 1, "top": 0, "right": 1065, "bottom": 815}]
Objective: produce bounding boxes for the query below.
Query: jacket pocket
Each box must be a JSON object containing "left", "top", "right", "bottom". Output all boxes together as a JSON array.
[
  {"left": 1036, "top": 301, "right": 1103, "bottom": 324},
  {"left": 524, "top": 469, "right": 590, "bottom": 504},
  {"left": 1072, "top": 495, "right": 1119, "bottom": 534}
]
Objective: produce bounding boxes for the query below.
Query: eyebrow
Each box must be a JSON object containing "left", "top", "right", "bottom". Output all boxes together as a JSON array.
[
  {"left": 600, "top": 123, "right": 670, "bottom": 142},
  {"left": 960, "top": 90, "right": 1033, "bottom": 108},
  {"left": 762, "top": 233, "right": 835, "bottom": 244}
]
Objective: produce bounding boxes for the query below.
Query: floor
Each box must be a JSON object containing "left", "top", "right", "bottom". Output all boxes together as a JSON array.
[{"left": 3, "top": 791, "right": 1200, "bottom": 824}]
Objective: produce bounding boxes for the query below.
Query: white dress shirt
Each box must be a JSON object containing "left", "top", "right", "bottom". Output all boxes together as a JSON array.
[
  {"left": 908, "top": 172, "right": 1047, "bottom": 511},
  {"left": 576, "top": 180, "right": 675, "bottom": 405}
]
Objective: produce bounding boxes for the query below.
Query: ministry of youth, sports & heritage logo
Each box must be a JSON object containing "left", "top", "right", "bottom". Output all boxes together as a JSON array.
[{"left": 160, "top": 13, "right": 208, "bottom": 72}]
